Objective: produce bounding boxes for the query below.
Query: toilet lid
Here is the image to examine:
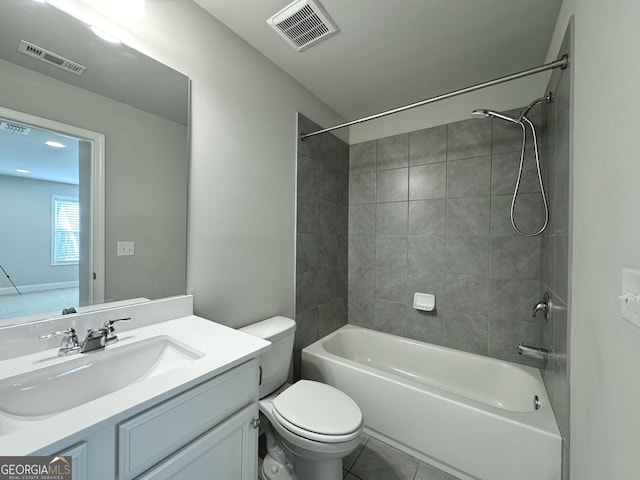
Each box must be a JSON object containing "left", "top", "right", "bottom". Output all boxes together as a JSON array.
[{"left": 272, "top": 380, "right": 362, "bottom": 437}]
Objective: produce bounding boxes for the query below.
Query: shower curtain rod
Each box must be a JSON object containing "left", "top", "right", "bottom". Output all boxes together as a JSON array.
[{"left": 300, "top": 54, "right": 569, "bottom": 141}]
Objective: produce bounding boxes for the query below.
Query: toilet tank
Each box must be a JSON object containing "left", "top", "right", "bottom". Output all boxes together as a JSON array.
[{"left": 239, "top": 316, "right": 296, "bottom": 398}]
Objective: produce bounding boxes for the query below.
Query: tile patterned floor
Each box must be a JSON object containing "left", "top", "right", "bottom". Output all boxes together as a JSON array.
[{"left": 343, "top": 435, "right": 461, "bottom": 480}]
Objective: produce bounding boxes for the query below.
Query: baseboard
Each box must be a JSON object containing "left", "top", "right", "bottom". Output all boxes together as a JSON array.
[{"left": 0, "top": 281, "right": 79, "bottom": 296}]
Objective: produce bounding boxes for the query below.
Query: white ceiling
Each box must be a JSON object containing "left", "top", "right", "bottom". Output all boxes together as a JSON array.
[
  {"left": 0, "top": 0, "right": 189, "bottom": 126},
  {"left": 195, "top": 0, "right": 562, "bottom": 121},
  {"left": 0, "top": 122, "right": 79, "bottom": 185}
]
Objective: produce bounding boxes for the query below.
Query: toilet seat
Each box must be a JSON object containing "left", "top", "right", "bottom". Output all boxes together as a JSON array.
[{"left": 271, "top": 380, "right": 362, "bottom": 443}]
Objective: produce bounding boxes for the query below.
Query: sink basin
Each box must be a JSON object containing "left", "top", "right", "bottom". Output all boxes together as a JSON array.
[{"left": 0, "top": 336, "right": 203, "bottom": 418}]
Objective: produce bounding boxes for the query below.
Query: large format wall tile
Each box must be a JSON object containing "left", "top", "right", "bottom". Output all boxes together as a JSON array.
[
  {"left": 443, "top": 311, "right": 489, "bottom": 355},
  {"left": 491, "top": 151, "right": 542, "bottom": 195},
  {"left": 409, "top": 125, "right": 447, "bottom": 166},
  {"left": 372, "top": 299, "right": 407, "bottom": 336},
  {"left": 447, "top": 118, "right": 492, "bottom": 161},
  {"left": 349, "top": 141, "right": 376, "bottom": 174},
  {"left": 349, "top": 204, "right": 376, "bottom": 234},
  {"left": 349, "top": 172, "right": 376, "bottom": 204},
  {"left": 445, "top": 236, "right": 490, "bottom": 275},
  {"left": 377, "top": 168, "right": 409, "bottom": 202},
  {"left": 446, "top": 197, "right": 490, "bottom": 236},
  {"left": 490, "top": 193, "right": 543, "bottom": 237},
  {"left": 376, "top": 236, "right": 408, "bottom": 268},
  {"left": 347, "top": 109, "right": 547, "bottom": 368},
  {"left": 408, "top": 199, "right": 446, "bottom": 235},
  {"left": 348, "top": 235, "right": 375, "bottom": 266},
  {"left": 408, "top": 235, "right": 445, "bottom": 271},
  {"left": 447, "top": 156, "right": 491, "bottom": 197},
  {"left": 295, "top": 114, "right": 349, "bottom": 380},
  {"left": 409, "top": 163, "right": 447, "bottom": 200},
  {"left": 376, "top": 202, "right": 408, "bottom": 234},
  {"left": 375, "top": 268, "right": 407, "bottom": 303},
  {"left": 377, "top": 134, "right": 409, "bottom": 170}
]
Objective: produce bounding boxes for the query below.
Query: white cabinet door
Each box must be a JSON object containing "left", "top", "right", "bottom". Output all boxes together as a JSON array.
[
  {"left": 55, "top": 442, "right": 88, "bottom": 480},
  {"left": 119, "top": 362, "right": 257, "bottom": 479},
  {"left": 137, "top": 403, "right": 259, "bottom": 480}
]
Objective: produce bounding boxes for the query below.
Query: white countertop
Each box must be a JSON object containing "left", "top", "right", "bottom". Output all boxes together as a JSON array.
[{"left": 0, "top": 315, "right": 269, "bottom": 455}]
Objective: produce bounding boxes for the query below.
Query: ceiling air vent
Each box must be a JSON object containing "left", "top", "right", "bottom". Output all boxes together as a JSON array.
[
  {"left": 0, "top": 122, "right": 31, "bottom": 135},
  {"left": 267, "top": 0, "right": 338, "bottom": 52},
  {"left": 17, "top": 40, "right": 87, "bottom": 76}
]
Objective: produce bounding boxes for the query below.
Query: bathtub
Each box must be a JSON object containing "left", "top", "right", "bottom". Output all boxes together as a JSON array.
[{"left": 301, "top": 325, "right": 561, "bottom": 480}]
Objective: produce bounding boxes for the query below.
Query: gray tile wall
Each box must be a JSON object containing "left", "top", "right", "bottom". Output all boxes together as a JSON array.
[
  {"left": 295, "top": 114, "right": 349, "bottom": 378},
  {"left": 347, "top": 111, "right": 547, "bottom": 367},
  {"left": 540, "top": 25, "right": 572, "bottom": 480}
]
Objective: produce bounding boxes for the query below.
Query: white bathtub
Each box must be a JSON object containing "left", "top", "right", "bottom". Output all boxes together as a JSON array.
[{"left": 301, "top": 325, "right": 561, "bottom": 480}]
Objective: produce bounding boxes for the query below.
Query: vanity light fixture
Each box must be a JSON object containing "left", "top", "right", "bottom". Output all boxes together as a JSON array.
[
  {"left": 16, "top": 169, "right": 31, "bottom": 174},
  {"left": 90, "top": 26, "right": 122, "bottom": 44},
  {"left": 45, "top": 141, "right": 66, "bottom": 148}
]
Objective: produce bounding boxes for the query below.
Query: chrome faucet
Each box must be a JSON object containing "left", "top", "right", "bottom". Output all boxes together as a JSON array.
[
  {"left": 518, "top": 343, "right": 549, "bottom": 361},
  {"left": 40, "top": 317, "right": 130, "bottom": 356},
  {"left": 532, "top": 291, "right": 551, "bottom": 320}
]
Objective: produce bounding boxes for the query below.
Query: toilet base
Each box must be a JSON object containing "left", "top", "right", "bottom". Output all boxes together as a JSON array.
[{"left": 261, "top": 454, "right": 292, "bottom": 480}]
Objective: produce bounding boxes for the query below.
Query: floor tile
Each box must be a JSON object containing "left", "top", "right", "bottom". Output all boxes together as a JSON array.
[
  {"left": 414, "top": 462, "right": 459, "bottom": 480},
  {"left": 349, "top": 437, "right": 419, "bottom": 480},
  {"left": 343, "top": 433, "right": 370, "bottom": 470},
  {"left": 344, "top": 473, "right": 363, "bottom": 480}
]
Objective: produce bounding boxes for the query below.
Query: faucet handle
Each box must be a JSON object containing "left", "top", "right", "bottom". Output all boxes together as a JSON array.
[
  {"left": 532, "top": 291, "right": 551, "bottom": 320},
  {"left": 103, "top": 317, "right": 131, "bottom": 345},
  {"left": 103, "top": 317, "right": 131, "bottom": 330},
  {"left": 39, "top": 327, "right": 77, "bottom": 341},
  {"left": 39, "top": 328, "right": 80, "bottom": 356}
]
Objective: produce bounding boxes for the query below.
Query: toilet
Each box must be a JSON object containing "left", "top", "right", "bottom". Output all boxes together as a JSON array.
[{"left": 239, "top": 316, "right": 363, "bottom": 480}]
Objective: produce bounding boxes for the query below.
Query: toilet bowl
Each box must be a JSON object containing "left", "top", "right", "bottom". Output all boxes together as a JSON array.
[{"left": 239, "top": 317, "right": 363, "bottom": 480}]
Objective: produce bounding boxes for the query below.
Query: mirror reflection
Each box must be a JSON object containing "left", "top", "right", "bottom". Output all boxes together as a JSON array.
[{"left": 0, "top": 0, "right": 190, "bottom": 326}]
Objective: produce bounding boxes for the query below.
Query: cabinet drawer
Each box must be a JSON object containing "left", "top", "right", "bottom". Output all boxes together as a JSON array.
[{"left": 118, "top": 361, "right": 257, "bottom": 480}]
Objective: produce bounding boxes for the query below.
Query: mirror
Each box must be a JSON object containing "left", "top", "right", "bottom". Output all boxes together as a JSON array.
[{"left": 0, "top": 0, "right": 189, "bottom": 326}]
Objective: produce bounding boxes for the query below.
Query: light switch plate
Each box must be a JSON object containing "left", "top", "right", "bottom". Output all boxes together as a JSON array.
[
  {"left": 621, "top": 268, "right": 640, "bottom": 328},
  {"left": 117, "top": 241, "right": 135, "bottom": 256}
]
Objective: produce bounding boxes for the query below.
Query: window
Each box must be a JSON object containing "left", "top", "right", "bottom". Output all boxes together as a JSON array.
[{"left": 52, "top": 195, "right": 80, "bottom": 265}]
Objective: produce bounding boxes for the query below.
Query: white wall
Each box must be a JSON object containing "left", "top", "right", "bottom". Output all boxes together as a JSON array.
[
  {"left": 51, "top": 0, "right": 346, "bottom": 328},
  {"left": 349, "top": 71, "right": 549, "bottom": 143},
  {"left": 547, "top": 1, "right": 640, "bottom": 478},
  {"left": 0, "top": 176, "right": 78, "bottom": 286}
]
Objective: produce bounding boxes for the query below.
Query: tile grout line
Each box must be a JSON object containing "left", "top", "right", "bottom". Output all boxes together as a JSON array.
[{"left": 345, "top": 435, "right": 370, "bottom": 478}]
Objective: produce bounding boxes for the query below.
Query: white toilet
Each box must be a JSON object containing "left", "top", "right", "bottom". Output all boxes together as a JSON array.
[{"left": 240, "top": 316, "right": 363, "bottom": 480}]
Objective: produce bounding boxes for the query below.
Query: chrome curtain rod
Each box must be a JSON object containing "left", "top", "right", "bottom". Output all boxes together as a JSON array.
[{"left": 300, "top": 54, "right": 569, "bottom": 141}]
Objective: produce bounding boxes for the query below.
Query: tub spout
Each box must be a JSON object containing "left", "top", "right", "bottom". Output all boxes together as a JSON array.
[{"left": 518, "top": 343, "right": 549, "bottom": 361}]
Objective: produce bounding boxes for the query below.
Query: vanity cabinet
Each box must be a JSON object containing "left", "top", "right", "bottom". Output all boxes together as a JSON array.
[
  {"left": 46, "top": 360, "right": 259, "bottom": 480},
  {"left": 137, "top": 404, "right": 257, "bottom": 480}
]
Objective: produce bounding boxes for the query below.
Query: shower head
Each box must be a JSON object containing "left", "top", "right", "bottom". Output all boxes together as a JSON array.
[
  {"left": 471, "top": 109, "right": 490, "bottom": 118},
  {"left": 471, "top": 109, "right": 521, "bottom": 124}
]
